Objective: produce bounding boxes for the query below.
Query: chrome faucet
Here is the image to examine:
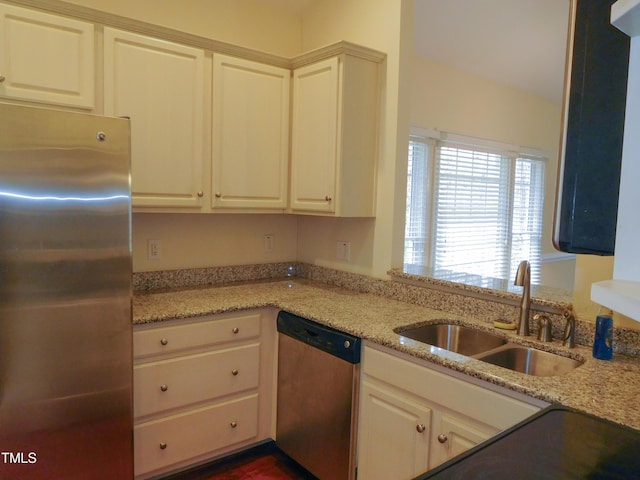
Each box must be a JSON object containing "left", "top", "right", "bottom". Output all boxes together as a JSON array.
[{"left": 514, "top": 260, "right": 531, "bottom": 336}]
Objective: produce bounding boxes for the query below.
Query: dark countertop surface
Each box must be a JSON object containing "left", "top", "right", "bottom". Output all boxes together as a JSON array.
[{"left": 416, "top": 405, "right": 640, "bottom": 479}]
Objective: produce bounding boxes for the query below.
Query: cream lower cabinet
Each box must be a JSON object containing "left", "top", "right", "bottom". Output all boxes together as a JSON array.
[
  {"left": 0, "top": 3, "right": 94, "bottom": 108},
  {"left": 359, "top": 379, "right": 432, "bottom": 480},
  {"left": 104, "top": 27, "right": 205, "bottom": 209},
  {"left": 132, "top": 309, "right": 277, "bottom": 479},
  {"left": 290, "top": 45, "right": 384, "bottom": 216},
  {"left": 357, "top": 343, "right": 547, "bottom": 480},
  {"left": 211, "top": 54, "right": 290, "bottom": 211}
]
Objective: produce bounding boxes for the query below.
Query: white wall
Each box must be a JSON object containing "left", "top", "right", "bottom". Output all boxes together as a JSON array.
[
  {"left": 65, "top": 0, "right": 303, "bottom": 56},
  {"left": 62, "top": 0, "right": 304, "bottom": 272},
  {"left": 133, "top": 213, "right": 298, "bottom": 272},
  {"left": 62, "top": 0, "right": 576, "bottom": 290},
  {"left": 66, "top": 0, "right": 411, "bottom": 276},
  {"left": 296, "top": 0, "right": 413, "bottom": 278},
  {"left": 410, "top": 56, "right": 575, "bottom": 288},
  {"left": 410, "top": 56, "right": 562, "bottom": 256}
]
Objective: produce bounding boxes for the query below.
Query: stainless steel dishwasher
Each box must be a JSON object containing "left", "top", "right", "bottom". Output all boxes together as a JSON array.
[{"left": 276, "top": 310, "right": 361, "bottom": 480}]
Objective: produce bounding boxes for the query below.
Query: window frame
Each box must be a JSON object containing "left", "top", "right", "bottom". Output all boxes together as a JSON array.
[{"left": 405, "top": 128, "right": 548, "bottom": 284}]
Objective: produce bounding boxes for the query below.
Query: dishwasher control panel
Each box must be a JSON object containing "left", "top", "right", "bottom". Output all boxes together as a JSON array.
[{"left": 276, "top": 310, "right": 361, "bottom": 364}]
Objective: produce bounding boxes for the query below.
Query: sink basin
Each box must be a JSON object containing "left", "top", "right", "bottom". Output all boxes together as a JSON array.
[
  {"left": 397, "top": 323, "right": 507, "bottom": 356},
  {"left": 478, "top": 346, "right": 583, "bottom": 377}
]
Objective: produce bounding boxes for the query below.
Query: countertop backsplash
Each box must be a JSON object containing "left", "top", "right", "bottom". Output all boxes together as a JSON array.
[
  {"left": 133, "top": 262, "right": 297, "bottom": 291},
  {"left": 133, "top": 262, "right": 640, "bottom": 357}
]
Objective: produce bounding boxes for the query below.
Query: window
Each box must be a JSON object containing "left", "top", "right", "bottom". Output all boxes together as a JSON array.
[{"left": 405, "top": 130, "right": 546, "bottom": 284}]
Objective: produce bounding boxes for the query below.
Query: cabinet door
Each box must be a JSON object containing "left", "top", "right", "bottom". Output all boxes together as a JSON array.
[
  {"left": 430, "top": 412, "right": 497, "bottom": 469},
  {"left": 290, "top": 57, "right": 338, "bottom": 213},
  {"left": 358, "top": 379, "right": 431, "bottom": 480},
  {"left": 103, "top": 28, "right": 204, "bottom": 209},
  {"left": 0, "top": 4, "right": 94, "bottom": 108},
  {"left": 212, "top": 54, "right": 289, "bottom": 210}
]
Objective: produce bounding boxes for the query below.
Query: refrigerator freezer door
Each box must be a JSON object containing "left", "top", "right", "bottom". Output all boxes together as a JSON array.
[{"left": 0, "top": 102, "right": 132, "bottom": 479}]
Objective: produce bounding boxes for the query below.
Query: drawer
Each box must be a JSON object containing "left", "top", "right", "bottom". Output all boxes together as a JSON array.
[
  {"left": 134, "top": 393, "right": 259, "bottom": 476},
  {"left": 134, "top": 312, "right": 261, "bottom": 358},
  {"left": 134, "top": 343, "right": 260, "bottom": 418}
]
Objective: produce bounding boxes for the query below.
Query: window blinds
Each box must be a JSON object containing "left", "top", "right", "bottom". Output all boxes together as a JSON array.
[
  {"left": 405, "top": 134, "right": 545, "bottom": 284},
  {"left": 433, "top": 144, "right": 511, "bottom": 279}
]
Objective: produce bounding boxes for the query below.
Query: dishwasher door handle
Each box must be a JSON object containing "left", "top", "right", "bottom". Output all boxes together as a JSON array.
[{"left": 305, "top": 328, "right": 319, "bottom": 337}]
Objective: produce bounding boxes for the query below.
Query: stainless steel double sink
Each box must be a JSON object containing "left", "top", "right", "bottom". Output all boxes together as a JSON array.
[{"left": 395, "top": 322, "right": 583, "bottom": 377}]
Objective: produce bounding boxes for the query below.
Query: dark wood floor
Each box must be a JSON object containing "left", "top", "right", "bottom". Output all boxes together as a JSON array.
[{"left": 160, "top": 442, "right": 318, "bottom": 480}]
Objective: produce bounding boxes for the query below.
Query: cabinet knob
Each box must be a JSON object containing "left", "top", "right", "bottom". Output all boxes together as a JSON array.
[
  {"left": 159, "top": 442, "right": 167, "bottom": 450},
  {"left": 231, "top": 369, "right": 239, "bottom": 376},
  {"left": 160, "top": 338, "right": 168, "bottom": 346},
  {"left": 232, "top": 327, "right": 239, "bottom": 334},
  {"left": 160, "top": 384, "right": 168, "bottom": 392},
  {"left": 197, "top": 191, "right": 204, "bottom": 197},
  {"left": 416, "top": 424, "right": 426, "bottom": 433},
  {"left": 325, "top": 195, "right": 332, "bottom": 202},
  {"left": 215, "top": 192, "right": 222, "bottom": 198},
  {"left": 230, "top": 421, "right": 238, "bottom": 428},
  {"left": 0, "top": 75, "right": 5, "bottom": 83},
  {"left": 437, "top": 434, "right": 448, "bottom": 444}
]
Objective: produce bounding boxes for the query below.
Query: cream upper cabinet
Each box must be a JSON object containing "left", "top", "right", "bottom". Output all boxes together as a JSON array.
[
  {"left": 290, "top": 57, "right": 338, "bottom": 213},
  {"left": 290, "top": 48, "right": 382, "bottom": 216},
  {"left": 0, "top": 3, "right": 94, "bottom": 108},
  {"left": 358, "top": 343, "right": 546, "bottom": 478},
  {"left": 103, "top": 27, "right": 205, "bottom": 209},
  {"left": 211, "top": 54, "right": 289, "bottom": 211}
]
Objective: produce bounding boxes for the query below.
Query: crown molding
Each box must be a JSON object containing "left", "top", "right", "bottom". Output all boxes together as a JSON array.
[{"left": 5, "top": 0, "right": 386, "bottom": 69}]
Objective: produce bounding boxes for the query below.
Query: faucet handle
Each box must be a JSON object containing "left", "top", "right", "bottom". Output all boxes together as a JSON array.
[
  {"left": 535, "top": 314, "right": 552, "bottom": 342},
  {"left": 563, "top": 311, "right": 576, "bottom": 348}
]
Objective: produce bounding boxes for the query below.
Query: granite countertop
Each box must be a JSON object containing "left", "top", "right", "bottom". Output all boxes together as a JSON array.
[{"left": 133, "top": 278, "right": 640, "bottom": 431}]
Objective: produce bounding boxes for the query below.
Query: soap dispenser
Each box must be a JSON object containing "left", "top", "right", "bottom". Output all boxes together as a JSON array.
[{"left": 593, "top": 307, "right": 614, "bottom": 360}]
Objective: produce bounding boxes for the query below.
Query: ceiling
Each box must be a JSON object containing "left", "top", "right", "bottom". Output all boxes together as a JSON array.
[{"left": 414, "top": 0, "right": 571, "bottom": 103}]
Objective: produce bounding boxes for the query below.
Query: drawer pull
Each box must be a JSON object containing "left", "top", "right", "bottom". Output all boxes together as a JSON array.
[
  {"left": 160, "top": 338, "right": 168, "bottom": 346},
  {"left": 231, "top": 369, "right": 239, "bottom": 376},
  {"left": 160, "top": 384, "right": 168, "bottom": 392},
  {"left": 232, "top": 327, "right": 239, "bottom": 334},
  {"left": 437, "top": 434, "right": 448, "bottom": 444},
  {"left": 159, "top": 442, "right": 167, "bottom": 450},
  {"left": 230, "top": 421, "right": 238, "bottom": 428},
  {"left": 416, "top": 424, "right": 426, "bottom": 433}
]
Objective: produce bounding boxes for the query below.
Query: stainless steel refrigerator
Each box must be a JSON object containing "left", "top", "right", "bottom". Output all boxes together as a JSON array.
[{"left": 0, "top": 102, "right": 133, "bottom": 479}]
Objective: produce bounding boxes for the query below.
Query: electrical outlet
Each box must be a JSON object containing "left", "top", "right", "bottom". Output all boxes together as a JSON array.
[
  {"left": 147, "top": 239, "right": 161, "bottom": 260},
  {"left": 264, "top": 234, "right": 274, "bottom": 252},
  {"left": 336, "top": 241, "right": 351, "bottom": 261}
]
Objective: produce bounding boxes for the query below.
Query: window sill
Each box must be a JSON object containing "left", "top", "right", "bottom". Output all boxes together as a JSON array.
[{"left": 389, "top": 265, "right": 573, "bottom": 312}]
